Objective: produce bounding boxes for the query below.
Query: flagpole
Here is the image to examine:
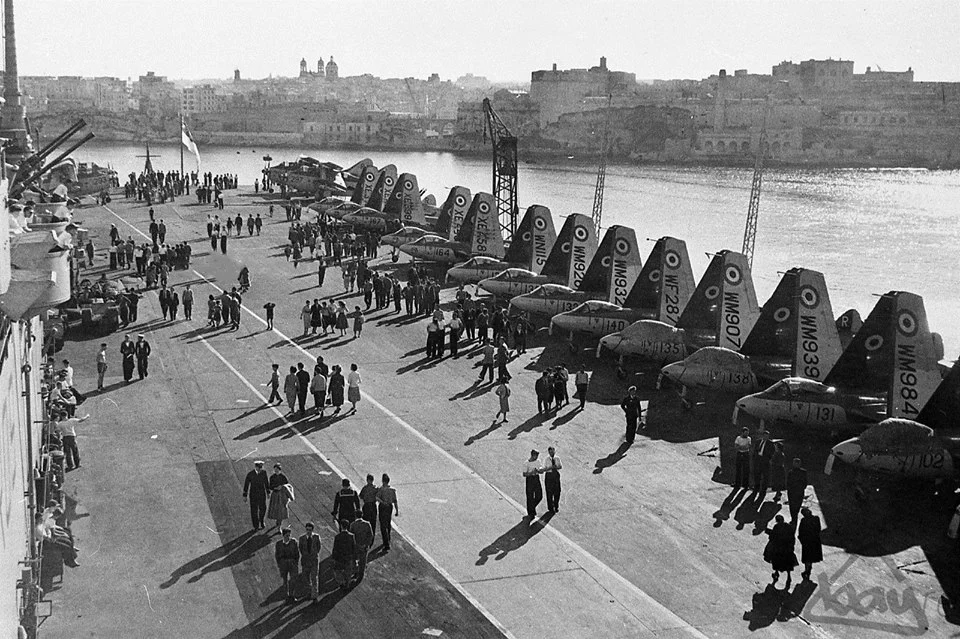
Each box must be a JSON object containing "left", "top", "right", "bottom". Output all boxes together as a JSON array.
[{"left": 180, "top": 113, "right": 184, "bottom": 176}]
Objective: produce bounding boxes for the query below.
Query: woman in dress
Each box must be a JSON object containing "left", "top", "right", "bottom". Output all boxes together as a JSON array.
[
  {"left": 321, "top": 301, "right": 334, "bottom": 336},
  {"left": 494, "top": 378, "right": 511, "bottom": 423},
  {"left": 347, "top": 363, "right": 361, "bottom": 412},
  {"left": 300, "top": 301, "right": 312, "bottom": 337},
  {"left": 266, "top": 463, "right": 292, "bottom": 530},
  {"left": 207, "top": 295, "right": 217, "bottom": 327},
  {"left": 310, "top": 299, "right": 322, "bottom": 335},
  {"left": 336, "top": 303, "right": 349, "bottom": 336},
  {"left": 283, "top": 366, "right": 299, "bottom": 414},
  {"left": 328, "top": 365, "right": 345, "bottom": 414},
  {"left": 353, "top": 307, "right": 365, "bottom": 339},
  {"left": 763, "top": 514, "right": 798, "bottom": 586}
]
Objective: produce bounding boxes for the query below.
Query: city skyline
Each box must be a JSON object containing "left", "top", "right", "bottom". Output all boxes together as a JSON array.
[{"left": 14, "top": 0, "right": 960, "bottom": 83}]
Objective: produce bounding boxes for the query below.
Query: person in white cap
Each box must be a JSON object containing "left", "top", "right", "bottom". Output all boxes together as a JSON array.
[
  {"left": 243, "top": 461, "right": 269, "bottom": 530},
  {"left": 620, "top": 386, "right": 643, "bottom": 444}
]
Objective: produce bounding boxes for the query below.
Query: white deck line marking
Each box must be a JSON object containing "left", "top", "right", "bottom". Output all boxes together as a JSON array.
[
  {"left": 196, "top": 335, "right": 516, "bottom": 639},
  {"left": 103, "top": 201, "right": 709, "bottom": 638}
]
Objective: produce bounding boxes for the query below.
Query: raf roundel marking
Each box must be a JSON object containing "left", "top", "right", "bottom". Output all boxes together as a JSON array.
[
  {"left": 774, "top": 307, "right": 791, "bottom": 323},
  {"left": 864, "top": 335, "right": 885, "bottom": 352},
  {"left": 648, "top": 269, "right": 661, "bottom": 282},
  {"left": 533, "top": 216, "right": 548, "bottom": 230},
  {"left": 799, "top": 285, "right": 820, "bottom": 309},
  {"left": 385, "top": 176, "right": 395, "bottom": 186},
  {"left": 601, "top": 255, "right": 612, "bottom": 267},
  {"left": 573, "top": 225, "right": 590, "bottom": 242},
  {"left": 615, "top": 237, "right": 631, "bottom": 256},
  {"left": 478, "top": 201, "right": 490, "bottom": 213},
  {"left": 560, "top": 241, "right": 571, "bottom": 253},
  {"left": 724, "top": 264, "right": 743, "bottom": 286},
  {"left": 664, "top": 250, "right": 681, "bottom": 269},
  {"left": 365, "top": 172, "right": 375, "bottom": 182},
  {"left": 403, "top": 179, "right": 414, "bottom": 190},
  {"left": 897, "top": 310, "right": 918, "bottom": 336},
  {"left": 522, "top": 231, "right": 532, "bottom": 242},
  {"left": 455, "top": 194, "right": 466, "bottom": 207},
  {"left": 705, "top": 285, "right": 720, "bottom": 300}
]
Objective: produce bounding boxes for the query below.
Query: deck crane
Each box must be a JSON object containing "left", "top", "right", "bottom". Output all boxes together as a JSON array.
[
  {"left": 591, "top": 94, "right": 614, "bottom": 236},
  {"left": 482, "top": 98, "right": 519, "bottom": 243},
  {"left": 741, "top": 115, "right": 768, "bottom": 269}
]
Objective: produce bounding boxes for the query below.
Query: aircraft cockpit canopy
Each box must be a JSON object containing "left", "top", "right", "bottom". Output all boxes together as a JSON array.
[{"left": 761, "top": 377, "right": 835, "bottom": 399}]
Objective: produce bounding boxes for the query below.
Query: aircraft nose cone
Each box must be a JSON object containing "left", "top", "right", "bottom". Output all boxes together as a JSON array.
[
  {"left": 660, "top": 362, "right": 682, "bottom": 382},
  {"left": 478, "top": 277, "right": 497, "bottom": 294},
  {"left": 597, "top": 333, "right": 622, "bottom": 357},
  {"left": 509, "top": 295, "right": 536, "bottom": 314},
  {"left": 551, "top": 313, "right": 575, "bottom": 332},
  {"left": 831, "top": 438, "right": 862, "bottom": 460}
]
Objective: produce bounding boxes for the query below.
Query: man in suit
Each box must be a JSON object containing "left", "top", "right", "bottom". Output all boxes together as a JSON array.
[
  {"left": 135, "top": 335, "right": 151, "bottom": 380},
  {"left": 786, "top": 457, "right": 809, "bottom": 521},
  {"left": 349, "top": 515, "right": 374, "bottom": 582},
  {"left": 158, "top": 286, "right": 171, "bottom": 320},
  {"left": 275, "top": 527, "right": 300, "bottom": 602},
  {"left": 753, "top": 429, "right": 774, "bottom": 494},
  {"left": 295, "top": 362, "right": 311, "bottom": 417},
  {"left": 169, "top": 288, "right": 180, "bottom": 320},
  {"left": 242, "top": 461, "right": 269, "bottom": 529},
  {"left": 120, "top": 334, "right": 136, "bottom": 383},
  {"left": 299, "top": 522, "right": 322, "bottom": 601}
]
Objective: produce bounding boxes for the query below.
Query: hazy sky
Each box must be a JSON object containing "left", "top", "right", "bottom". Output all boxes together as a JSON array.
[{"left": 13, "top": 1, "right": 960, "bottom": 83}]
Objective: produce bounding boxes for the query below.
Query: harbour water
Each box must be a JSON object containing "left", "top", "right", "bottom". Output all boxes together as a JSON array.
[{"left": 75, "top": 141, "right": 960, "bottom": 359}]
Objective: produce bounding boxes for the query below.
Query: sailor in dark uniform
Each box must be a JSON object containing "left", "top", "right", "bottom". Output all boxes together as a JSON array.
[
  {"left": 120, "top": 334, "right": 136, "bottom": 383},
  {"left": 243, "top": 461, "right": 270, "bottom": 529}
]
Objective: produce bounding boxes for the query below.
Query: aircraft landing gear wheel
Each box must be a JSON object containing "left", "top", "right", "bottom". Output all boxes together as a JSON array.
[{"left": 616, "top": 367, "right": 627, "bottom": 380}]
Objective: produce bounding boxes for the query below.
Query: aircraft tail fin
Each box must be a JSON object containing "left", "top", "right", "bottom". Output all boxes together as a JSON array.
[
  {"left": 470, "top": 193, "right": 504, "bottom": 258},
  {"left": 740, "top": 268, "right": 841, "bottom": 381},
  {"left": 436, "top": 187, "right": 472, "bottom": 240},
  {"left": 384, "top": 173, "right": 426, "bottom": 227},
  {"left": 503, "top": 205, "right": 556, "bottom": 272},
  {"left": 625, "top": 237, "right": 695, "bottom": 325},
  {"left": 365, "top": 164, "right": 397, "bottom": 211},
  {"left": 835, "top": 308, "right": 863, "bottom": 351},
  {"left": 677, "top": 250, "right": 759, "bottom": 351},
  {"left": 917, "top": 360, "right": 960, "bottom": 430},
  {"left": 826, "top": 291, "right": 941, "bottom": 419},
  {"left": 350, "top": 165, "right": 379, "bottom": 205},
  {"left": 577, "top": 225, "right": 642, "bottom": 305},
  {"left": 539, "top": 214, "right": 596, "bottom": 287},
  {"left": 342, "top": 158, "right": 373, "bottom": 180}
]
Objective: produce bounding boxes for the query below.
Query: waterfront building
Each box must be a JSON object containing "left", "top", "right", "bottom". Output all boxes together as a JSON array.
[
  {"left": 181, "top": 84, "right": 225, "bottom": 115},
  {"left": 529, "top": 57, "right": 637, "bottom": 127}
]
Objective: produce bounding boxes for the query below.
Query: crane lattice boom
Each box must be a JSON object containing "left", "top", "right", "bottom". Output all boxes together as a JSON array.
[
  {"left": 591, "top": 95, "right": 613, "bottom": 236},
  {"left": 482, "top": 98, "right": 518, "bottom": 243},
  {"left": 741, "top": 128, "right": 765, "bottom": 269}
]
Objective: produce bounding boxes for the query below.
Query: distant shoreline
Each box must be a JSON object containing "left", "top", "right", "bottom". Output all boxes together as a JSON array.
[{"left": 78, "top": 134, "right": 960, "bottom": 171}]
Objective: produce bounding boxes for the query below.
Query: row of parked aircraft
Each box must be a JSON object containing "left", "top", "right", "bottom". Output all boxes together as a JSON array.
[{"left": 307, "top": 163, "right": 959, "bottom": 485}]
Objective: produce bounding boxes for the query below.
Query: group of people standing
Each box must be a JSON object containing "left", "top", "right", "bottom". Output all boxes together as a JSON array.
[
  {"left": 243, "top": 461, "right": 399, "bottom": 602},
  {"left": 266, "top": 357, "right": 362, "bottom": 418}
]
